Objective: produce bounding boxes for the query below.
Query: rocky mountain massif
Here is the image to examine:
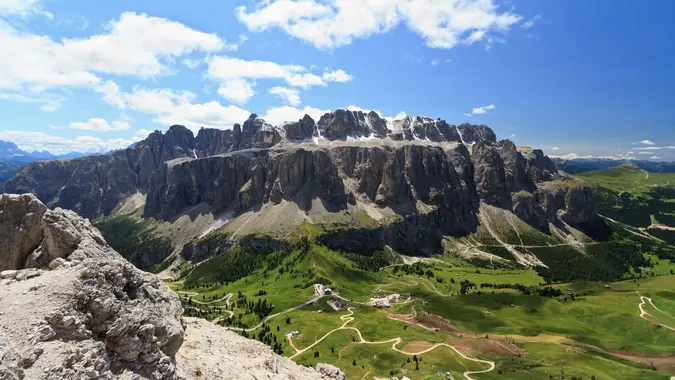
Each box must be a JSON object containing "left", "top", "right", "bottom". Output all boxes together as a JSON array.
[
  {"left": 0, "top": 194, "right": 345, "bottom": 380},
  {"left": 1, "top": 109, "right": 598, "bottom": 267}
]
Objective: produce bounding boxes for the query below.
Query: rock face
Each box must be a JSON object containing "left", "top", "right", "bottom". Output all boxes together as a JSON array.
[
  {"left": 0, "top": 193, "right": 119, "bottom": 271},
  {"left": 0, "top": 110, "right": 498, "bottom": 221},
  {"left": 0, "top": 195, "right": 346, "bottom": 380},
  {"left": 0, "top": 109, "right": 597, "bottom": 260},
  {"left": 176, "top": 318, "right": 345, "bottom": 380}
]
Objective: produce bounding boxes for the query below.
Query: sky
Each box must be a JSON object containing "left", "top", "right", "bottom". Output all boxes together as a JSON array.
[{"left": 0, "top": 0, "right": 673, "bottom": 160}]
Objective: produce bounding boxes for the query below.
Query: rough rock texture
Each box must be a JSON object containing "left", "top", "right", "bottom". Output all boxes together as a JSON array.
[
  {"left": 511, "top": 191, "right": 548, "bottom": 231},
  {"left": 0, "top": 109, "right": 596, "bottom": 262},
  {"left": 0, "top": 193, "right": 119, "bottom": 271},
  {"left": 0, "top": 195, "right": 345, "bottom": 380},
  {"left": 176, "top": 318, "right": 342, "bottom": 380},
  {"left": 471, "top": 141, "right": 511, "bottom": 208},
  {"left": 390, "top": 117, "right": 461, "bottom": 142},
  {"left": 0, "top": 110, "right": 499, "bottom": 220},
  {"left": 283, "top": 114, "right": 318, "bottom": 140},
  {"left": 457, "top": 123, "right": 497, "bottom": 144},
  {"left": 145, "top": 144, "right": 477, "bottom": 226}
]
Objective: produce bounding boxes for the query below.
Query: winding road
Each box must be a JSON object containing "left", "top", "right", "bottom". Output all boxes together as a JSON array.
[
  {"left": 639, "top": 296, "right": 675, "bottom": 332},
  {"left": 288, "top": 307, "right": 495, "bottom": 380}
]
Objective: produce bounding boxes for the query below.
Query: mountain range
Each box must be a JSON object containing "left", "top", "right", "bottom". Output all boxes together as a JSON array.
[
  {"left": 0, "top": 140, "right": 92, "bottom": 181},
  {"left": 1, "top": 109, "right": 600, "bottom": 270}
]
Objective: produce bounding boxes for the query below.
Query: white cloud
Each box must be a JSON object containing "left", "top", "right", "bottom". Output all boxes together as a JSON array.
[
  {"left": 236, "top": 0, "right": 522, "bottom": 50},
  {"left": 0, "top": 91, "right": 66, "bottom": 112},
  {"left": 640, "top": 139, "right": 655, "bottom": 145},
  {"left": 466, "top": 104, "right": 495, "bottom": 116},
  {"left": 205, "top": 56, "right": 352, "bottom": 102},
  {"left": 638, "top": 152, "right": 654, "bottom": 155},
  {"left": 66, "top": 118, "right": 131, "bottom": 132},
  {"left": 206, "top": 56, "right": 351, "bottom": 91},
  {"left": 263, "top": 105, "right": 330, "bottom": 125},
  {"left": 322, "top": 69, "right": 353, "bottom": 83},
  {"left": 521, "top": 15, "right": 541, "bottom": 29},
  {"left": 0, "top": 12, "right": 224, "bottom": 107},
  {"left": 635, "top": 145, "right": 675, "bottom": 150},
  {"left": 549, "top": 153, "right": 638, "bottom": 161},
  {"left": 182, "top": 59, "right": 202, "bottom": 69},
  {"left": 0, "top": 130, "right": 136, "bottom": 154},
  {"left": 552, "top": 147, "right": 560, "bottom": 151},
  {"left": 285, "top": 72, "right": 325, "bottom": 88},
  {"left": 651, "top": 156, "right": 662, "bottom": 160},
  {"left": 0, "top": 0, "right": 46, "bottom": 17},
  {"left": 135, "top": 129, "right": 155, "bottom": 138},
  {"left": 104, "top": 86, "right": 251, "bottom": 131},
  {"left": 216, "top": 78, "right": 256, "bottom": 105},
  {"left": 268, "top": 86, "right": 301, "bottom": 106}
]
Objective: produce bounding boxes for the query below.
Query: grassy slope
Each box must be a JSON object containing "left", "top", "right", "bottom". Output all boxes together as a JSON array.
[
  {"left": 172, "top": 237, "right": 675, "bottom": 378},
  {"left": 575, "top": 165, "right": 675, "bottom": 193}
]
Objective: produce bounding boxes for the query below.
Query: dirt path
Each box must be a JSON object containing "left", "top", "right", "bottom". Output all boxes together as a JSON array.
[
  {"left": 639, "top": 296, "right": 675, "bottom": 332},
  {"left": 180, "top": 292, "right": 233, "bottom": 306},
  {"left": 288, "top": 307, "right": 495, "bottom": 380}
]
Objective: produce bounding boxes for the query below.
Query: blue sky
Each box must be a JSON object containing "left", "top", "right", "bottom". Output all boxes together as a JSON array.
[{"left": 0, "top": 0, "right": 673, "bottom": 160}]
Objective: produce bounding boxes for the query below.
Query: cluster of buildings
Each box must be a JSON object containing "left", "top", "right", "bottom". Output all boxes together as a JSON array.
[
  {"left": 369, "top": 293, "right": 401, "bottom": 308},
  {"left": 313, "top": 283, "right": 333, "bottom": 296},
  {"left": 327, "top": 299, "right": 348, "bottom": 311}
]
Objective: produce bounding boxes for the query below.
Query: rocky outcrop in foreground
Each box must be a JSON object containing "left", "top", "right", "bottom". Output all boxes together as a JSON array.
[{"left": 0, "top": 194, "right": 345, "bottom": 380}]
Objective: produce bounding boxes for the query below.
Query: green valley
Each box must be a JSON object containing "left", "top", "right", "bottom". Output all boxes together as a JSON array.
[{"left": 167, "top": 218, "right": 675, "bottom": 379}]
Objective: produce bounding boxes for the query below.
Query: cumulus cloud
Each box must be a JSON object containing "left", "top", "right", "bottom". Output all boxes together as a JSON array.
[
  {"left": 216, "top": 78, "right": 256, "bottom": 105},
  {"left": 640, "top": 140, "right": 655, "bottom": 145},
  {"left": 552, "top": 147, "right": 560, "bottom": 151},
  {"left": 0, "top": 12, "right": 226, "bottom": 110},
  {"left": 205, "top": 56, "right": 352, "bottom": 103},
  {"left": 651, "top": 156, "right": 662, "bottom": 160},
  {"left": 0, "top": 130, "right": 136, "bottom": 154},
  {"left": 66, "top": 118, "right": 131, "bottom": 132},
  {"left": 262, "top": 105, "right": 330, "bottom": 125},
  {"left": 102, "top": 85, "right": 251, "bottom": 131},
  {"left": 465, "top": 104, "right": 495, "bottom": 116},
  {"left": 268, "top": 86, "right": 301, "bottom": 106},
  {"left": 135, "top": 129, "right": 155, "bottom": 138},
  {"left": 236, "top": 0, "right": 522, "bottom": 50},
  {"left": 322, "top": 69, "right": 353, "bottom": 83},
  {"left": 206, "top": 56, "right": 351, "bottom": 92},
  {"left": 0, "top": 12, "right": 224, "bottom": 89}
]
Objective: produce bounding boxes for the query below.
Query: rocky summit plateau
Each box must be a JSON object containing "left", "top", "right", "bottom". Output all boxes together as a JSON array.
[{"left": 1, "top": 109, "right": 598, "bottom": 269}]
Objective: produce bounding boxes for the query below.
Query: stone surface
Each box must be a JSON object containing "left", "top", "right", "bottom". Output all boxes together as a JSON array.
[
  {"left": 176, "top": 318, "right": 344, "bottom": 380},
  {"left": 1, "top": 110, "right": 500, "bottom": 221},
  {"left": 0, "top": 194, "right": 345, "bottom": 380},
  {"left": 0, "top": 193, "right": 120, "bottom": 271}
]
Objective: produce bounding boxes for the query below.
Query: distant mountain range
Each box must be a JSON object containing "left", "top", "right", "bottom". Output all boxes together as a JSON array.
[
  {"left": 0, "top": 140, "right": 89, "bottom": 164},
  {"left": 552, "top": 157, "right": 675, "bottom": 174},
  {"left": 0, "top": 140, "right": 91, "bottom": 182}
]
